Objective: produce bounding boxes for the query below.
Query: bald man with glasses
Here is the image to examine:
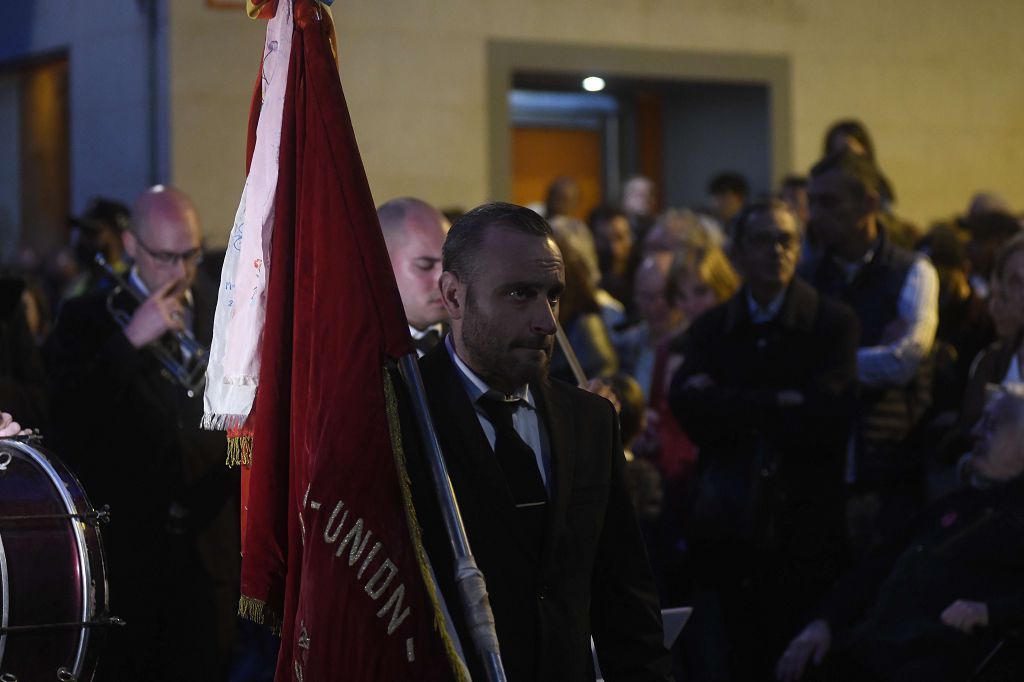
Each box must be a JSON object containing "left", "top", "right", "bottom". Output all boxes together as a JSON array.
[
  {"left": 120, "top": 186, "right": 205, "bottom": 350},
  {"left": 46, "top": 186, "right": 240, "bottom": 681}
]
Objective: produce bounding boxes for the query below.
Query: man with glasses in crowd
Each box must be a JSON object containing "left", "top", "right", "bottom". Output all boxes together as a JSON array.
[
  {"left": 46, "top": 186, "right": 240, "bottom": 681},
  {"left": 669, "top": 200, "right": 860, "bottom": 680}
]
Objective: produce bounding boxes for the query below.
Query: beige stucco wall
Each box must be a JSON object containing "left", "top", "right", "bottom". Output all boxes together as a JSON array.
[{"left": 170, "top": 1, "right": 1024, "bottom": 247}]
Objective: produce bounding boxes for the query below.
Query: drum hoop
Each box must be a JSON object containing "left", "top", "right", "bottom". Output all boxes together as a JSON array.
[{"left": 1, "top": 440, "right": 92, "bottom": 677}]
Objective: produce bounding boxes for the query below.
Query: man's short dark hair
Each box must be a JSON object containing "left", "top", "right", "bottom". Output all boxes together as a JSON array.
[
  {"left": 731, "top": 199, "right": 797, "bottom": 245},
  {"left": 587, "top": 204, "right": 628, "bottom": 231},
  {"left": 917, "top": 222, "right": 967, "bottom": 270},
  {"left": 70, "top": 197, "right": 131, "bottom": 235},
  {"left": 810, "top": 148, "right": 884, "bottom": 200},
  {"left": 780, "top": 175, "right": 807, "bottom": 192},
  {"left": 708, "top": 172, "right": 749, "bottom": 199},
  {"left": 823, "top": 119, "right": 877, "bottom": 161},
  {"left": 966, "top": 211, "right": 1021, "bottom": 244},
  {"left": 443, "top": 202, "right": 554, "bottom": 282}
]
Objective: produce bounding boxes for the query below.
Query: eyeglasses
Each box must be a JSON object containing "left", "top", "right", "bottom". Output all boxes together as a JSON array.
[
  {"left": 134, "top": 233, "right": 204, "bottom": 267},
  {"left": 744, "top": 231, "right": 798, "bottom": 251}
]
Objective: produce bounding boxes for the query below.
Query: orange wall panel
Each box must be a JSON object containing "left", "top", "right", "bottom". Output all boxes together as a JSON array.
[{"left": 512, "top": 126, "right": 602, "bottom": 220}]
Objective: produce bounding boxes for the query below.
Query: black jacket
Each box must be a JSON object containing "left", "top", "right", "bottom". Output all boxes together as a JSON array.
[
  {"left": 668, "top": 278, "right": 859, "bottom": 591},
  {"left": 403, "top": 342, "right": 671, "bottom": 682},
  {"left": 44, "top": 274, "right": 240, "bottom": 679},
  {"left": 45, "top": 277, "right": 239, "bottom": 587}
]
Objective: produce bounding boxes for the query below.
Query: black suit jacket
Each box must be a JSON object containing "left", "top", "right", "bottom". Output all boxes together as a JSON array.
[
  {"left": 668, "top": 278, "right": 859, "bottom": 595},
  {"left": 44, "top": 273, "right": 240, "bottom": 678},
  {"left": 404, "top": 343, "right": 671, "bottom": 682},
  {"left": 45, "top": 274, "right": 239, "bottom": 584}
]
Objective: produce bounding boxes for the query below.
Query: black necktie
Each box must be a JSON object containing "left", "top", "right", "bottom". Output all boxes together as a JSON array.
[
  {"left": 413, "top": 328, "right": 441, "bottom": 355},
  {"left": 477, "top": 396, "right": 548, "bottom": 506}
]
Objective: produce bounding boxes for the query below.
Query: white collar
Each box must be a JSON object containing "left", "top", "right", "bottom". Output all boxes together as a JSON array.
[{"left": 409, "top": 323, "right": 443, "bottom": 340}]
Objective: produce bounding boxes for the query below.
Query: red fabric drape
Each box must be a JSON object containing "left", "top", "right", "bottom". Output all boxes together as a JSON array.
[
  {"left": 239, "top": 4, "right": 459, "bottom": 679},
  {"left": 649, "top": 341, "right": 698, "bottom": 482}
]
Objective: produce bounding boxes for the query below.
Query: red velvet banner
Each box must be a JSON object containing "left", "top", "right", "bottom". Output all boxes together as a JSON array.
[{"left": 239, "top": 3, "right": 462, "bottom": 679}]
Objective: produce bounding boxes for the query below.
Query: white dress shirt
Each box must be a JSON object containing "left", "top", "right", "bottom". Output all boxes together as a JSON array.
[{"left": 839, "top": 246, "right": 940, "bottom": 388}]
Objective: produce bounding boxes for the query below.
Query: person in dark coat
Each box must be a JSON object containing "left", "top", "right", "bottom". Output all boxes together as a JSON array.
[
  {"left": 777, "top": 389, "right": 1024, "bottom": 682},
  {"left": 669, "top": 200, "right": 859, "bottom": 680},
  {"left": 46, "top": 186, "right": 239, "bottom": 681},
  {"left": 406, "top": 202, "right": 670, "bottom": 681}
]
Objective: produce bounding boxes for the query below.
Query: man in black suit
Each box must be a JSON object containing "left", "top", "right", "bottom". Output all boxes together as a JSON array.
[
  {"left": 410, "top": 202, "right": 670, "bottom": 681},
  {"left": 669, "top": 200, "right": 860, "bottom": 680},
  {"left": 46, "top": 186, "right": 239, "bottom": 681}
]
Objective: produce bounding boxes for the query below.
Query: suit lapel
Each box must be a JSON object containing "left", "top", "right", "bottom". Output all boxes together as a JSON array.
[
  {"left": 419, "top": 345, "right": 540, "bottom": 560},
  {"left": 532, "top": 379, "right": 575, "bottom": 569}
]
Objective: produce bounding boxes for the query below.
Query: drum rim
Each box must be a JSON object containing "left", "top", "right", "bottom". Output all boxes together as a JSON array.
[
  {"left": 0, "top": 440, "right": 93, "bottom": 678},
  {"left": 0, "top": 531, "right": 8, "bottom": 667}
]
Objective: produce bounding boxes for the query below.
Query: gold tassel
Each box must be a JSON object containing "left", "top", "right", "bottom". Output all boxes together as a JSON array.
[
  {"left": 238, "top": 595, "right": 282, "bottom": 635},
  {"left": 225, "top": 435, "right": 254, "bottom": 467},
  {"left": 383, "top": 370, "right": 471, "bottom": 682}
]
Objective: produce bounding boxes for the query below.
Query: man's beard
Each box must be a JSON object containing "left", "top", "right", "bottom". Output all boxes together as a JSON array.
[{"left": 461, "top": 293, "right": 551, "bottom": 391}]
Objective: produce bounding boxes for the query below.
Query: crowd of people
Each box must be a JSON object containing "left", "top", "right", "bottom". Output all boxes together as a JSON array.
[
  {"left": 508, "top": 120, "right": 1024, "bottom": 682},
  {"left": 1, "top": 117, "right": 1023, "bottom": 681}
]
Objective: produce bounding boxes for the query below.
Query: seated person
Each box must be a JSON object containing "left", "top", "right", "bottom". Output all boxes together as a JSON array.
[{"left": 777, "top": 388, "right": 1024, "bottom": 682}]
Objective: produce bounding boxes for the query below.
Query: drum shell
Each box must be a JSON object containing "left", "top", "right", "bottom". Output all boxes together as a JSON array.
[{"left": 0, "top": 439, "right": 109, "bottom": 682}]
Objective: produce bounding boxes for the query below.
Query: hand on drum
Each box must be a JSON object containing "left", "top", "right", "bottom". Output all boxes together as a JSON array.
[{"left": 0, "top": 411, "right": 32, "bottom": 437}]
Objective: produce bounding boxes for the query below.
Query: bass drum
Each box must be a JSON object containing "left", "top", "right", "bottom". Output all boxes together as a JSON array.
[{"left": 0, "top": 438, "right": 112, "bottom": 682}]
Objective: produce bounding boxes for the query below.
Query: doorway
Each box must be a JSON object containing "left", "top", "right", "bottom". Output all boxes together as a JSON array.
[
  {"left": 0, "top": 53, "right": 70, "bottom": 266},
  {"left": 489, "top": 41, "right": 790, "bottom": 214}
]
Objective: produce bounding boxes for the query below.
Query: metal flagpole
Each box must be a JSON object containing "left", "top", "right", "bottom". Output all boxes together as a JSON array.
[
  {"left": 554, "top": 320, "right": 589, "bottom": 388},
  {"left": 397, "top": 354, "right": 508, "bottom": 682}
]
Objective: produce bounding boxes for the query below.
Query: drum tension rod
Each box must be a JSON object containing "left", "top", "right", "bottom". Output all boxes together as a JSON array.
[
  {"left": 0, "top": 504, "right": 111, "bottom": 525},
  {"left": 0, "top": 615, "right": 125, "bottom": 635}
]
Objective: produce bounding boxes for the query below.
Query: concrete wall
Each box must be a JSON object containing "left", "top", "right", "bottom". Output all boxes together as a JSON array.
[
  {"left": 662, "top": 83, "right": 771, "bottom": 210},
  {"left": 168, "top": 0, "right": 1024, "bottom": 247},
  {"left": 0, "top": 1, "right": 167, "bottom": 217},
  {"left": 0, "top": 77, "right": 21, "bottom": 263},
  {"left": 167, "top": 3, "right": 264, "bottom": 246}
]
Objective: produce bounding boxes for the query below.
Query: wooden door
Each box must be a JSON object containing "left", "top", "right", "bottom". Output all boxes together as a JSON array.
[{"left": 511, "top": 126, "right": 602, "bottom": 220}]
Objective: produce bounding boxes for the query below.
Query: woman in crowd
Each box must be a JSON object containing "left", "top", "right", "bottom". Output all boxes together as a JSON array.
[
  {"left": 637, "top": 246, "right": 740, "bottom": 482},
  {"left": 549, "top": 237, "right": 618, "bottom": 383},
  {"left": 959, "top": 233, "right": 1024, "bottom": 432}
]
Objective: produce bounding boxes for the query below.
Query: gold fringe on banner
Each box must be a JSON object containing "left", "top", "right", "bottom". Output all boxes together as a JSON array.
[
  {"left": 238, "top": 595, "right": 282, "bottom": 635},
  {"left": 383, "top": 370, "right": 471, "bottom": 682},
  {"left": 225, "top": 435, "right": 254, "bottom": 467}
]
